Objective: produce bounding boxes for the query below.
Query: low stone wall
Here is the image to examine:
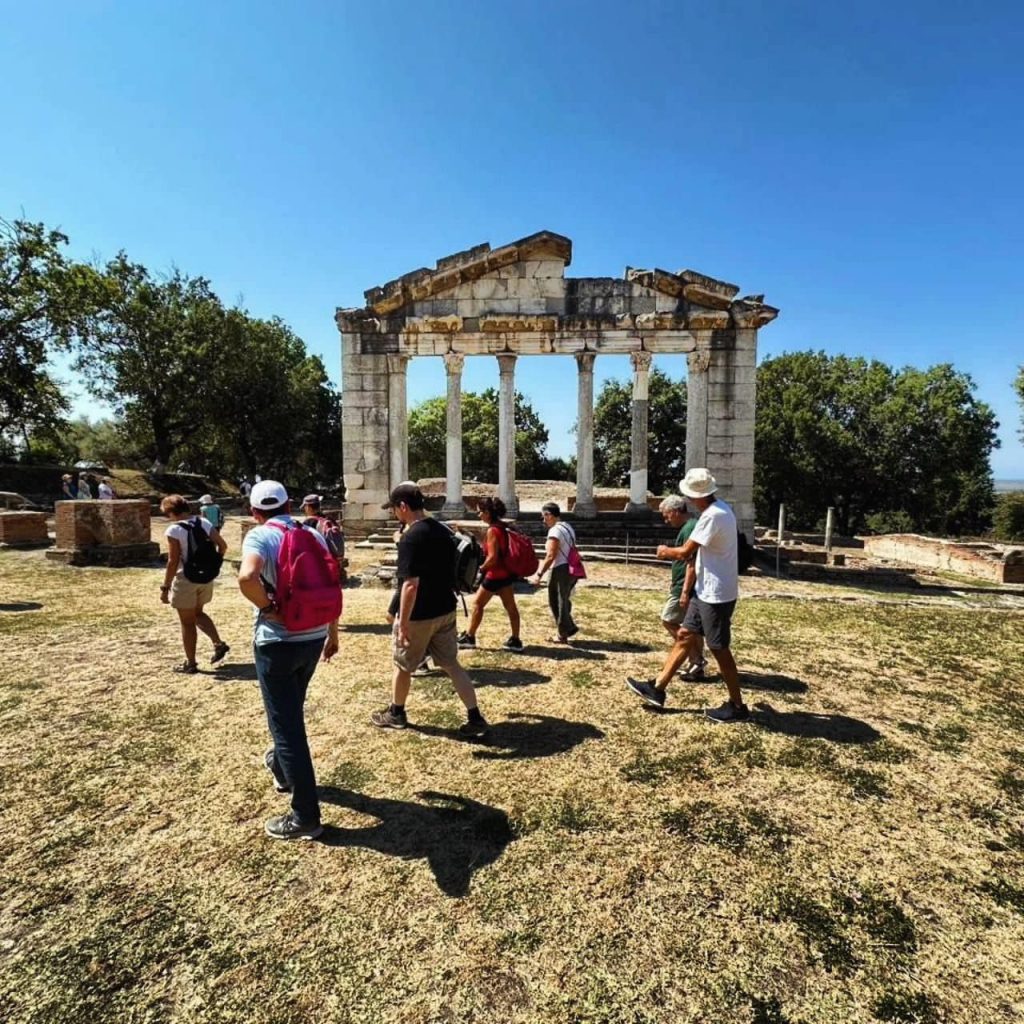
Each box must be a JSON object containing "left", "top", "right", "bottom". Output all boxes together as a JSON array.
[
  {"left": 0, "top": 512, "right": 51, "bottom": 548},
  {"left": 863, "top": 534, "right": 1024, "bottom": 584},
  {"left": 46, "top": 499, "right": 160, "bottom": 567}
]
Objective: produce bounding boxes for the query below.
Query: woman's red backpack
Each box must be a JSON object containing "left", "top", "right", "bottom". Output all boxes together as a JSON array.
[
  {"left": 267, "top": 521, "right": 342, "bottom": 631},
  {"left": 502, "top": 525, "right": 539, "bottom": 578}
]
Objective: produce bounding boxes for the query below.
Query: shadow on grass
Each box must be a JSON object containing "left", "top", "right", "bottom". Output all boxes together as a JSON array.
[
  {"left": 752, "top": 702, "right": 881, "bottom": 744},
  {"left": 342, "top": 623, "right": 392, "bottom": 635},
  {"left": 740, "top": 672, "right": 809, "bottom": 694},
  {"left": 525, "top": 644, "right": 605, "bottom": 662},
  {"left": 471, "top": 667, "right": 551, "bottom": 688},
  {"left": 413, "top": 712, "right": 604, "bottom": 761},
  {"left": 575, "top": 639, "right": 654, "bottom": 654},
  {"left": 317, "top": 787, "right": 513, "bottom": 897},
  {"left": 211, "top": 662, "right": 259, "bottom": 682},
  {"left": 0, "top": 602, "right": 43, "bottom": 612}
]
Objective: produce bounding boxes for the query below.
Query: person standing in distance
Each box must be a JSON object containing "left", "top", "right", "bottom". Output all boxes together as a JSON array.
[
  {"left": 238, "top": 480, "right": 340, "bottom": 840},
  {"left": 371, "top": 482, "right": 488, "bottom": 737},
  {"left": 627, "top": 468, "right": 748, "bottom": 723}
]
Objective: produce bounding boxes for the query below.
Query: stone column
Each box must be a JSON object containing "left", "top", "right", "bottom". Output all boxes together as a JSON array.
[
  {"left": 685, "top": 348, "right": 711, "bottom": 472},
  {"left": 441, "top": 352, "right": 466, "bottom": 517},
  {"left": 497, "top": 354, "right": 519, "bottom": 517},
  {"left": 387, "top": 354, "right": 410, "bottom": 489},
  {"left": 625, "top": 350, "right": 653, "bottom": 515},
  {"left": 574, "top": 352, "right": 597, "bottom": 518}
]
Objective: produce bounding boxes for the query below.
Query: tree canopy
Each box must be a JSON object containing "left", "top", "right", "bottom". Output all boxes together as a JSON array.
[
  {"left": 755, "top": 352, "right": 999, "bottom": 535},
  {"left": 409, "top": 389, "right": 550, "bottom": 482},
  {"left": 593, "top": 367, "right": 686, "bottom": 494}
]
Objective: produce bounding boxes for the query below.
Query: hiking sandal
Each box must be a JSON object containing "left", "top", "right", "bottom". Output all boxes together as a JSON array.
[
  {"left": 211, "top": 642, "right": 230, "bottom": 664},
  {"left": 173, "top": 660, "right": 199, "bottom": 674}
]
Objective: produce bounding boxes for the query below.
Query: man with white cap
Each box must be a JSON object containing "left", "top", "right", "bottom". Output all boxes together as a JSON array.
[
  {"left": 237, "top": 479, "right": 340, "bottom": 839},
  {"left": 627, "top": 467, "right": 748, "bottom": 723}
]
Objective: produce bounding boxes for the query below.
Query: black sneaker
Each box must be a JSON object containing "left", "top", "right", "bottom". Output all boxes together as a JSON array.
[
  {"left": 264, "top": 748, "right": 290, "bottom": 794},
  {"left": 502, "top": 636, "right": 524, "bottom": 652},
  {"left": 626, "top": 677, "right": 666, "bottom": 708},
  {"left": 458, "top": 716, "right": 490, "bottom": 739},
  {"left": 679, "top": 659, "right": 707, "bottom": 682},
  {"left": 264, "top": 812, "right": 323, "bottom": 841},
  {"left": 705, "top": 701, "right": 750, "bottom": 724},
  {"left": 457, "top": 632, "right": 476, "bottom": 650},
  {"left": 370, "top": 708, "right": 408, "bottom": 730},
  {"left": 412, "top": 658, "right": 433, "bottom": 676}
]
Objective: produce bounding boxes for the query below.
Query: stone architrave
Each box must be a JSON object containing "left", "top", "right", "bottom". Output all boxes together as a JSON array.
[
  {"left": 497, "top": 354, "right": 519, "bottom": 517},
  {"left": 625, "top": 351, "right": 653, "bottom": 515},
  {"left": 387, "top": 353, "right": 410, "bottom": 488},
  {"left": 574, "top": 352, "right": 597, "bottom": 518},
  {"left": 441, "top": 352, "right": 466, "bottom": 517},
  {"left": 336, "top": 231, "right": 777, "bottom": 537}
]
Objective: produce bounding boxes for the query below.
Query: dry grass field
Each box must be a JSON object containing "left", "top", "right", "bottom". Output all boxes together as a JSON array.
[{"left": 1, "top": 531, "right": 1023, "bottom": 1024}]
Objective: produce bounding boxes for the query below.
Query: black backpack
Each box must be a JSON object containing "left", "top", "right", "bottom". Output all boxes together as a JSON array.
[
  {"left": 737, "top": 530, "right": 755, "bottom": 574},
  {"left": 445, "top": 525, "right": 484, "bottom": 612},
  {"left": 182, "top": 516, "right": 224, "bottom": 583}
]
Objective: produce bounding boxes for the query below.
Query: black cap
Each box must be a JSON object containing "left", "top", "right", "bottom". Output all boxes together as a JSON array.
[{"left": 383, "top": 483, "right": 425, "bottom": 511}]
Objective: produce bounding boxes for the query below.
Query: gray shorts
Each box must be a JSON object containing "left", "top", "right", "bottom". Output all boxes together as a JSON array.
[
  {"left": 660, "top": 595, "right": 688, "bottom": 625},
  {"left": 681, "top": 597, "right": 736, "bottom": 650}
]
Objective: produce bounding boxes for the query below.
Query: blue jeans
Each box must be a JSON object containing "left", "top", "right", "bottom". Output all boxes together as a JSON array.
[{"left": 254, "top": 638, "right": 324, "bottom": 826}]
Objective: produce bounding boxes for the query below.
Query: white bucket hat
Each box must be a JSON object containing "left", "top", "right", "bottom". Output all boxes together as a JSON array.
[{"left": 679, "top": 468, "right": 718, "bottom": 499}]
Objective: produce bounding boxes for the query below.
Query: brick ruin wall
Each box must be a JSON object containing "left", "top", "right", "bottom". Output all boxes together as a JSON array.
[{"left": 863, "top": 533, "right": 1024, "bottom": 585}]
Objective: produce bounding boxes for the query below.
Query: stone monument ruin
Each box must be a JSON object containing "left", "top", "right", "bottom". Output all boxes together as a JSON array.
[
  {"left": 46, "top": 500, "right": 160, "bottom": 567},
  {"left": 337, "top": 231, "right": 777, "bottom": 537},
  {"left": 0, "top": 512, "right": 51, "bottom": 549}
]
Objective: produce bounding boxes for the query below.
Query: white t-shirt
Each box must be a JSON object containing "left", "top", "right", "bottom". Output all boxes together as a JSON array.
[
  {"left": 547, "top": 521, "right": 576, "bottom": 568},
  {"left": 165, "top": 516, "right": 215, "bottom": 578},
  {"left": 98, "top": 483, "right": 113, "bottom": 500},
  {"left": 690, "top": 499, "right": 739, "bottom": 603}
]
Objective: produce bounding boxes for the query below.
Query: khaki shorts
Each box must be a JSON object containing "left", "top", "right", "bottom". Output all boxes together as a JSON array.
[
  {"left": 661, "top": 595, "right": 688, "bottom": 625},
  {"left": 392, "top": 611, "right": 459, "bottom": 672},
  {"left": 170, "top": 576, "right": 215, "bottom": 610}
]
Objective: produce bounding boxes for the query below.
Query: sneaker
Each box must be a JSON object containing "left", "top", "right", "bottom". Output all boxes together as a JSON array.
[
  {"left": 211, "top": 642, "right": 230, "bottom": 665},
  {"left": 412, "top": 658, "right": 433, "bottom": 677},
  {"left": 458, "top": 716, "right": 490, "bottom": 739},
  {"left": 172, "top": 660, "right": 198, "bottom": 674},
  {"left": 370, "top": 707, "right": 408, "bottom": 730},
  {"left": 457, "top": 632, "right": 476, "bottom": 649},
  {"left": 264, "top": 812, "right": 323, "bottom": 841},
  {"left": 626, "top": 677, "right": 666, "bottom": 708},
  {"left": 679, "top": 659, "right": 707, "bottom": 682},
  {"left": 502, "top": 636, "right": 524, "bottom": 652},
  {"left": 705, "top": 701, "right": 750, "bottom": 724},
  {"left": 264, "top": 748, "right": 290, "bottom": 794}
]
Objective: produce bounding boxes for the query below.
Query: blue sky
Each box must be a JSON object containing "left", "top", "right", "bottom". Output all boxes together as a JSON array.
[{"left": 3, "top": 1, "right": 1022, "bottom": 477}]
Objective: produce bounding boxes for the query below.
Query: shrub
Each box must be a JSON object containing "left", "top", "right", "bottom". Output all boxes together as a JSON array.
[{"left": 992, "top": 491, "right": 1024, "bottom": 542}]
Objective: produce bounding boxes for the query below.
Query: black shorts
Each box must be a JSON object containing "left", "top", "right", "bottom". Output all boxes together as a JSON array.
[
  {"left": 481, "top": 575, "right": 516, "bottom": 594},
  {"left": 681, "top": 597, "right": 736, "bottom": 650}
]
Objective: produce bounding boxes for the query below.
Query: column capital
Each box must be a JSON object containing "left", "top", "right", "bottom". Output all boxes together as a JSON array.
[
  {"left": 386, "top": 353, "right": 410, "bottom": 374},
  {"left": 629, "top": 350, "right": 653, "bottom": 374},
  {"left": 497, "top": 353, "right": 518, "bottom": 374},
  {"left": 687, "top": 349, "right": 711, "bottom": 374},
  {"left": 575, "top": 351, "right": 596, "bottom": 373},
  {"left": 444, "top": 352, "right": 465, "bottom": 375}
]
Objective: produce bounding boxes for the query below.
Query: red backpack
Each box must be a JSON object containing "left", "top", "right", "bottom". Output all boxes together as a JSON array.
[
  {"left": 267, "top": 521, "right": 342, "bottom": 632},
  {"left": 501, "top": 525, "right": 540, "bottom": 578}
]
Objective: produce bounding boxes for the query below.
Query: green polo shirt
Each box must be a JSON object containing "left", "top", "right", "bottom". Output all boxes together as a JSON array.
[{"left": 669, "top": 518, "right": 697, "bottom": 599}]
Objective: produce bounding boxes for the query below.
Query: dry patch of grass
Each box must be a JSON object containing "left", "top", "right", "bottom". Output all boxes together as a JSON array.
[{"left": 1, "top": 548, "right": 1023, "bottom": 1023}]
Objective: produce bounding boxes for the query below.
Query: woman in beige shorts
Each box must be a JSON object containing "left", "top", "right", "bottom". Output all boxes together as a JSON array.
[{"left": 159, "top": 494, "right": 230, "bottom": 674}]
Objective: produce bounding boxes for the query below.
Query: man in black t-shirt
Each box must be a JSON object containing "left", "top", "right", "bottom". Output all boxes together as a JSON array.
[{"left": 370, "top": 483, "right": 488, "bottom": 737}]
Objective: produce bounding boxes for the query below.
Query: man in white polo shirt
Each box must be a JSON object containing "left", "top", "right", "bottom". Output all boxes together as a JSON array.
[{"left": 627, "top": 467, "right": 748, "bottom": 723}]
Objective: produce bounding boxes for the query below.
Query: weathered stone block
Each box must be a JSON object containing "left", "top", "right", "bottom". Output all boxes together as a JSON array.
[
  {"left": 49, "top": 500, "right": 159, "bottom": 566},
  {"left": 0, "top": 512, "right": 50, "bottom": 548},
  {"left": 522, "top": 259, "right": 565, "bottom": 279}
]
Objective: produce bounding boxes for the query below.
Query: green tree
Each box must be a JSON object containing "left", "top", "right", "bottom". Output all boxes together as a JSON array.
[
  {"left": 1015, "top": 365, "right": 1023, "bottom": 442},
  {"left": 593, "top": 367, "right": 687, "bottom": 494},
  {"left": 63, "top": 415, "right": 142, "bottom": 468},
  {"left": 199, "top": 311, "right": 342, "bottom": 486},
  {"left": 755, "top": 352, "right": 998, "bottom": 535},
  {"left": 66, "top": 256, "right": 228, "bottom": 466},
  {"left": 0, "top": 218, "right": 86, "bottom": 457},
  {"left": 408, "top": 389, "right": 550, "bottom": 482}
]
